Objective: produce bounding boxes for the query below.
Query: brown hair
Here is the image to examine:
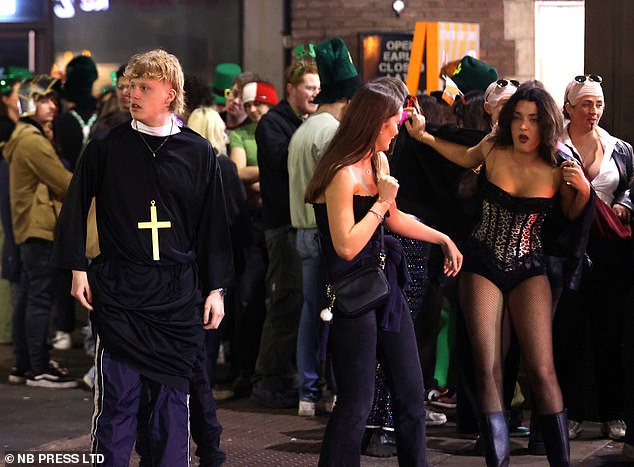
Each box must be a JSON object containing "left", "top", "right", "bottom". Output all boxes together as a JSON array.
[
  {"left": 494, "top": 82, "right": 563, "bottom": 165},
  {"left": 305, "top": 82, "right": 402, "bottom": 203},
  {"left": 125, "top": 49, "right": 185, "bottom": 115}
]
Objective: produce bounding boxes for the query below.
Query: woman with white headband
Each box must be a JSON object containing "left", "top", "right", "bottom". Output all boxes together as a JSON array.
[{"left": 556, "top": 75, "right": 633, "bottom": 458}]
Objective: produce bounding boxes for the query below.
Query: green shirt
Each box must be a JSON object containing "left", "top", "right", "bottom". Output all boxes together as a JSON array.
[{"left": 229, "top": 122, "right": 258, "bottom": 167}]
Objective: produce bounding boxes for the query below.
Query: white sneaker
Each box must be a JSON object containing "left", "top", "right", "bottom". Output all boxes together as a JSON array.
[
  {"left": 298, "top": 400, "right": 317, "bottom": 417},
  {"left": 324, "top": 395, "right": 336, "bottom": 413},
  {"left": 601, "top": 419, "right": 626, "bottom": 441},
  {"left": 52, "top": 331, "right": 72, "bottom": 350},
  {"left": 568, "top": 420, "right": 583, "bottom": 440},
  {"left": 425, "top": 409, "right": 447, "bottom": 426}
]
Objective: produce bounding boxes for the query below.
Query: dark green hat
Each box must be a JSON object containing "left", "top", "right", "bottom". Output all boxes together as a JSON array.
[
  {"left": 0, "top": 66, "right": 33, "bottom": 94},
  {"left": 210, "top": 63, "right": 241, "bottom": 105},
  {"left": 451, "top": 56, "right": 498, "bottom": 94},
  {"left": 314, "top": 37, "right": 362, "bottom": 104}
]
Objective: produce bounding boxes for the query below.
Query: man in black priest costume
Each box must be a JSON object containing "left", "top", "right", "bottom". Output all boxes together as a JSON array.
[{"left": 53, "top": 49, "right": 233, "bottom": 466}]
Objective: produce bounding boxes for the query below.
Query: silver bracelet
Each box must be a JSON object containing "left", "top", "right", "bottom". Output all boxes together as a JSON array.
[{"left": 368, "top": 208, "right": 384, "bottom": 221}]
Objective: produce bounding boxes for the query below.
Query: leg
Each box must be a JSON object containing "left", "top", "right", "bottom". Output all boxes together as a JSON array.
[
  {"left": 295, "top": 228, "right": 323, "bottom": 405},
  {"left": 459, "top": 273, "right": 506, "bottom": 413},
  {"left": 146, "top": 380, "right": 191, "bottom": 467},
  {"left": 380, "top": 312, "right": 428, "bottom": 467},
  {"left": 252, "top": 227, "right": 302, "bottom": 403},
  {"left": 190, "top": 336, "right": 226, "bottom": 467},
  {"left": 20, "top": 240, "right": 55, "bottom": 373},
  {"left": 507, "top": 275, "right": 562, "bottom": 415},
  {"left": 459, "top": 272, "right": 508, "bottom": 466},
  {"left": 12, "top": 268, "right": 29, "bottom": 373},
  {"left": 507, "top": 275, "right": 569, "bottom": 466},
  {"left": 92, "top": 338, "right": 142, "bottom": 466},
  {"left": 318, "top": 310, "right": 377, "bottom": 466}
]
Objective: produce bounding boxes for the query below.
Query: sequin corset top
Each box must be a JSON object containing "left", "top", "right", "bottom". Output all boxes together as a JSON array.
[{"left": 471, "top": 179, "right": 556, "bottom": 272}]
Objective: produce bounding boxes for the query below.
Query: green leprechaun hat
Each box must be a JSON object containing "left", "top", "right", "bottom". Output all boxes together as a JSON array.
[
  {"left": 210, "top": 63, "right": 242, "bottom": 105},
  {"left": 450, "top": 56, "right": 498, "bottom": 94},
  {"left": 314, "top": 37, "right": 362, "bottom": 104}
]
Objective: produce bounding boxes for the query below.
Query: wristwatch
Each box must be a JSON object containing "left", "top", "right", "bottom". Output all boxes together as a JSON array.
[{"left": 211, "top": 287, "right": 226, "bottom": 297}]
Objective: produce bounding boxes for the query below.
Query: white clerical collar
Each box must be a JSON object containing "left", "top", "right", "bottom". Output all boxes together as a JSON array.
[{"left": 132, "top": 115, "right": 181, "bottom": 137}]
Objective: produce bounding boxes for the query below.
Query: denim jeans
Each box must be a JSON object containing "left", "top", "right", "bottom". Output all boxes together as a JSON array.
[
  {"left": 295, "top": 228, "right": 324, "bottom": 401},
  {"left": 13, "top": 239, "right": 56, "bottom": 373}
]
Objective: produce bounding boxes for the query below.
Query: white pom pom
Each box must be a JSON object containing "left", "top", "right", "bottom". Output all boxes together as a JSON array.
[{"left": 320, "top": 307, "right": 333, "bottom": 322}]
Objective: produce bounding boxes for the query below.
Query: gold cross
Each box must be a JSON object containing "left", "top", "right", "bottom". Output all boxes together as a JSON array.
[{"left": 137, "top": 200, "right": 171, "bottom": 260}]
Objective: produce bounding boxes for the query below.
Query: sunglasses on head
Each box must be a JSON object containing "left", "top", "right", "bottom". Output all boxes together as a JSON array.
[
  {"left": 496, "top": 79, "right": 520, "bottom": 89},
  {"left": 574, "top": 74, "right": 602, "bottom": 84}
]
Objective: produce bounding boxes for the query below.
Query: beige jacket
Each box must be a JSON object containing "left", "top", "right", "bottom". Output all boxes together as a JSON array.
[{"left": 3, "top": 121, "right": 72, "bottom": 244}]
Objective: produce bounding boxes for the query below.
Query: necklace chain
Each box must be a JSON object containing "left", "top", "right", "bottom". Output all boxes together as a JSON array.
[{"left": 136, "top": 119, "right": 173, "bottom": 157}]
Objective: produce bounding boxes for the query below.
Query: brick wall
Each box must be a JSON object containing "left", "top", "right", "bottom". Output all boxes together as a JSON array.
[{"left": 290, "top": 0, "right": 515, "bottom": 80}]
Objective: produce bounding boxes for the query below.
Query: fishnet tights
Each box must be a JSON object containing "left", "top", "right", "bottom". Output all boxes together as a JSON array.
[{"left": 460, "top": 272, "right": 563, "bottom": 415}]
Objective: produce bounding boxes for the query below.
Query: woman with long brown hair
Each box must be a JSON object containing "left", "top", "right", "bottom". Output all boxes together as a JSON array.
[{"left": 306, "top": 82, "right": 462, "bottom": 466}]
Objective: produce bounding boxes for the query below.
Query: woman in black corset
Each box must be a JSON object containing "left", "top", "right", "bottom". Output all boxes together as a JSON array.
[
  {"left": 407, "top": 82, "right": 591, "bottom": 467},
  {"left": 305, "top": 82, "right": 462, "bottom": 467}
]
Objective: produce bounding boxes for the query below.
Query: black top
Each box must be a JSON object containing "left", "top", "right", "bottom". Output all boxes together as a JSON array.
[
  {"left": 256, "top": 99, "right": 303, "bottom": 230},
  {"left": 53, "top": 101, "right": 97, "bottom": 170},
  {"left": 52, "top": 122, "right": 234, "bottom": 391}
]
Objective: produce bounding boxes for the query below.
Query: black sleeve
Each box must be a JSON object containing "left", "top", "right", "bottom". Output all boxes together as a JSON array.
[
  {"left": 52, "top": 139, "right": 100, "bottom": 270},
  {"left": 195, "top": 147, "right": 234, "bottom": 293}
]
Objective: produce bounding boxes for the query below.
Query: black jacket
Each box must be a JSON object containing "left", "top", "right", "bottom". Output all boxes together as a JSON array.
[{"left": 256, "top": 99, "right": 302, "bottom": 230}]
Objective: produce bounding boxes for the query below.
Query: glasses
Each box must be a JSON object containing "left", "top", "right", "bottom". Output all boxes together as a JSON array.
[
  {"left": 223, "top": 88, "right": 232, "bottom": 99},
  {"left": 496, "top": 79, "right": 520, "bottom": 89},
  {"left": 574, "top": 74, "right": 602, "bottom": 84}
]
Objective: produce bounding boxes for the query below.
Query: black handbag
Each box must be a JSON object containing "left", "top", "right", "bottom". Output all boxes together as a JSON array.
[{"left": 323, "top": 223, "right": 391, "bottom": 319}]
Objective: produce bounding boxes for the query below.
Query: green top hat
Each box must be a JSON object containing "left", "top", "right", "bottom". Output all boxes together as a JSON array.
[
  {"left": 451, "top": 56, "right": 498, "bottom": 95},
  {"left": 210, "top": 63, "right": 242, "bottom": 105},
  {"left": 314, "top": 37, "right": 362, "bottom": 104}
]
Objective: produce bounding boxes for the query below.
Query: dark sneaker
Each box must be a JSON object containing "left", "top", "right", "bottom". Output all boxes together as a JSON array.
[
  {"left": 26, "top": 366, "right": 79, "bottom": 389},
  {"left": 8, "top": 367, "right": 28, "bottom": 384},
  {"left": 362, "top": 428, "right": 397, "bottom": 457},
  {"left": 251, "top": 385, "right": 298, "bottom": 409}
]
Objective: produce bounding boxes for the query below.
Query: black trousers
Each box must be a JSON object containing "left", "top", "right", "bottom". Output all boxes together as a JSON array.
[{"left": 319, "top": 307, "right": 427, "bottom": 467}]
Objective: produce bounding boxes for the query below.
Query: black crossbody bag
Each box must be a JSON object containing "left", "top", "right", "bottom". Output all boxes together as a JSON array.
[{"left": 323, "top": 223, "right": 391, "bottom": 318}]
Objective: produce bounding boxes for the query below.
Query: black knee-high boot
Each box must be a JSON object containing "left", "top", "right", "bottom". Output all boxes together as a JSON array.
[
  {"left": 538, "top": 411, "right": 570, "bottom": 467},
  {"left": 479, "top": 412, "right": 510, "bottom": 467}
]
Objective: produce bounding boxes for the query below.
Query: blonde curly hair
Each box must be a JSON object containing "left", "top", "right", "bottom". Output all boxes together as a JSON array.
[{"left": 125, "top": 49, "right": 185, "bottom": 115}]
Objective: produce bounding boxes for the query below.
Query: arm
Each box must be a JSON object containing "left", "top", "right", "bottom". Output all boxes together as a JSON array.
[
  {"left": 196, "top": 145, "right": 234, "bottom": 329},
  {"left": 24, "top": 135, "right": 72, "bottom": 198},
  {"left": 51, "top": 140, "right": 99, "bottom": 271},
  {"left": 325, "top": 167, "right": 386, "bottom": 261},
  {"left": 71, "top": 270, "right": 93, "bottom": 311},
  {"left": 405, "top": 113, "right": 487, "bottom": 169},
  {"left": 230, "top": 145, "right": 260, "bottom": 183},
  {"left": 560, "top": 160, "right": 591, "bottom": 220},
  {"left": 203, "top": 289, "right": 225, "bottom": 330}
]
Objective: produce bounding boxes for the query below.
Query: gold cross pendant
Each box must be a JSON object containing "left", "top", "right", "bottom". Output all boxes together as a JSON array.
[{"left": 137, "top": 200, "right": 171, "bottom": 260}]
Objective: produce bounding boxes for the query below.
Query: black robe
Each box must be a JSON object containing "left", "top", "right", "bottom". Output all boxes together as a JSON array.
[{"left": 53, "top": 122, "right": 234, "bottom": 392}]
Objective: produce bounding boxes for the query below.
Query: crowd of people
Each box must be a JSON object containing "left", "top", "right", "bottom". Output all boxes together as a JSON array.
[{"left": 0, "top": 37, "right": 633, "bottom": 466}]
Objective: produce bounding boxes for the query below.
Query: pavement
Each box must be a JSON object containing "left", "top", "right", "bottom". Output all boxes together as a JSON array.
[{"left": 1, "top": 341, "right": 633, "bottom": 466}]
